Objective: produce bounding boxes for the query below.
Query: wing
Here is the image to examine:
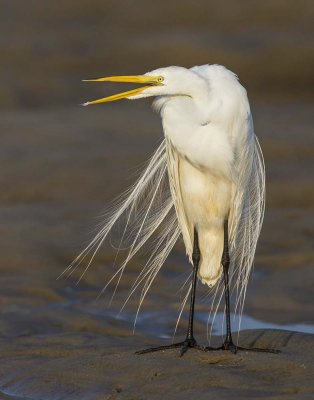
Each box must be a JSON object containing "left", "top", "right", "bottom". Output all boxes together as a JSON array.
[{"left": 191, "top": 64, "right": 265, "bottom": 318}]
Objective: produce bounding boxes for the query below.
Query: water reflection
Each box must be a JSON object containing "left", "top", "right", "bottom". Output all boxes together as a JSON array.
[{"left": 80, "top": 302, "right": 314, "bottom": 339}]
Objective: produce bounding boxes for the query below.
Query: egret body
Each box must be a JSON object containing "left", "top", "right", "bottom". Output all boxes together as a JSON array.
[{"left": 66, "top": 64, "right": 278, "bottom": 355}]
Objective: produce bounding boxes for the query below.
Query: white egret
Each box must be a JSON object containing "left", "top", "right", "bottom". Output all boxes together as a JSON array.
[{"left": 65, "top": 64, "right": 278, "bottom": 355}]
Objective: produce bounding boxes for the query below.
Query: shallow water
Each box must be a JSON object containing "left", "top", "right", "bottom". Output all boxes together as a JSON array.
[{"left": 84, "top": 307, "right": 314, "bottom": 339}]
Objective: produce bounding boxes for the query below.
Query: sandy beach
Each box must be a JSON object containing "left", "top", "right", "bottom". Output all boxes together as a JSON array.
[{"left": 1, "top": 1, "right": 314, "bottom": 399}]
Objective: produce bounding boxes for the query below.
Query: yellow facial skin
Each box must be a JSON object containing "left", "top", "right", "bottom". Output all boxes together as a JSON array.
[{"left": 82, "top": 75, "right": 164, "bottom": 106}]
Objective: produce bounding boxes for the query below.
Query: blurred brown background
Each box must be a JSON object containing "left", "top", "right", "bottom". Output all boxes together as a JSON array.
[
  {"left": 0, "top": 0, "right": 314, "bottom": 343},
  {"left": 1, "top": 0, "right": 314, "bottom": 108}
]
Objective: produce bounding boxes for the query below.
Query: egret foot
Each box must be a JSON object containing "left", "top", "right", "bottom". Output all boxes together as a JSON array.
[
  {"left": 207, "top": 340, "right": 280, "bottom": 354},
  {"left": 180, "top": 337, "right": 204, "bottom": 357},
  {"left": 220, "top": 339, "right": 237, "bottom": 354},
  {"left": 135, "top": 337, "right": 207, "bottom": 357}
]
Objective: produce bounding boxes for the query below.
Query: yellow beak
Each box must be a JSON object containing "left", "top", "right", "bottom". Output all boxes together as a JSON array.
[{"left": 82, "top": 75, "right": 163, "bottom": 106}]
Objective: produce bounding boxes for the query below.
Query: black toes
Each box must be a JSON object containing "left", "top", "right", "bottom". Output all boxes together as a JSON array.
[
  {"left": 223, "top": 341, "right": 237, "bottom": 354},
  {"left": 136, "top": 340, "right": 279, "bottom": 356},
  {"left": 136, "top": 337, "right": 207, "bottom": 357}
]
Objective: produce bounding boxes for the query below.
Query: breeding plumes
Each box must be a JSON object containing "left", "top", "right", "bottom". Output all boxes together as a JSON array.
[{"left": 62, "top": 64, "right": 278, "bottom": 355}]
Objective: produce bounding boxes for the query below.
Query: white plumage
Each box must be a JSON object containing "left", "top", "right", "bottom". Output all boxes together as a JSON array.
[{"left": 63, "top": 64, "right": 265, "bottom": 336}]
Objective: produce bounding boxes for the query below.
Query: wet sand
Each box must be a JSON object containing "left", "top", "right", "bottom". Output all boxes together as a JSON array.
[
  {"left": 1, "top": 104, "right": 313, "bottom": 399},
  {"left": 0, "top": 330, "right": 314, "bottom": 400},
  {"left": 1, "top": 1, "right": 314, "bottom": 399}
]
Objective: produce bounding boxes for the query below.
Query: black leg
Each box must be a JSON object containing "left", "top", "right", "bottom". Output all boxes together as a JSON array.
[
  {"left": 136, "top": 221, "right": 279, "bottom": 356},
  {"left": 220, "top": 219, "right": 236, "bottom": 352},
  {"left": 180, "top": 228, "right": 201, "bottom": 356},
  {"left": 209, "top": 219, "right": 280, "bottom": 354},
  {"left": 136, "top": 227, "right": 207, "bottom": 356}
]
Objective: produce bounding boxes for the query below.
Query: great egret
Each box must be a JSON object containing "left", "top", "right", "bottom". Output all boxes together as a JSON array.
[{"left": 64, "top": 64, "right": 278, "bottom": 355}]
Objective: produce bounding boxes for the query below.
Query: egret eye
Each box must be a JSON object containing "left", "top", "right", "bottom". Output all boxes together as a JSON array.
[{"left": 158, "top": 76, "right": 164, "bottom": 83}]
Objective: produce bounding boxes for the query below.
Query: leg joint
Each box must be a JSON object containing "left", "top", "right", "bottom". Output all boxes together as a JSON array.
[
  {"left": 192, "top": 249, "right": 200, "bottom": 266},
  {"left": 221, "top": 252, "right": 230, "bottom": 267}
]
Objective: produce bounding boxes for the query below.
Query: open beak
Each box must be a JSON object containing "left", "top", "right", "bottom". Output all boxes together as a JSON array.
[{"left": 82, "top": 75, "right": 163, "bottom": 106}]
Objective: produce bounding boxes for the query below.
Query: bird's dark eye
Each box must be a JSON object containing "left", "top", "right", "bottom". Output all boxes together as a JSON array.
[{"left": 158, "top": 76, "right": 164, "bottom": 83}]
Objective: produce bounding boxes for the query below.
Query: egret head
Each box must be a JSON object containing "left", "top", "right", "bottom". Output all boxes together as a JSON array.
[{"left": 82, "top": 66, "right": 207, "bottom": 106}]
